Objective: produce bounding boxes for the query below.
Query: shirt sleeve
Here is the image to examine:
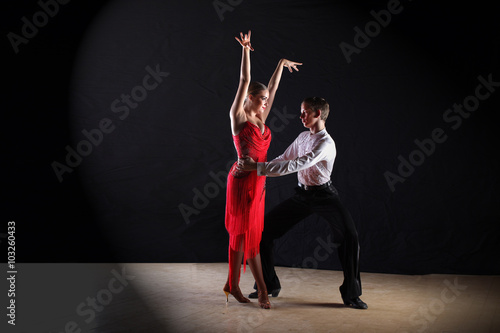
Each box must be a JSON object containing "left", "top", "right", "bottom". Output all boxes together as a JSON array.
[
  {"left": 256, "top": 135, "right": 300, "bottom": 176},
  {"left": 257, "top": 137, "right": 333, "bottom": 177}
]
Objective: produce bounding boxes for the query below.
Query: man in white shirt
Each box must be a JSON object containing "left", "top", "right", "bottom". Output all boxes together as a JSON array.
[{"left": 238, "top": 97, "right": 367, "bottom": 309}]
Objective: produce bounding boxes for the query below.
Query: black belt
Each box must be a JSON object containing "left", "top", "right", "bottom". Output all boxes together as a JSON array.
[{"left": 298, "top": 180, "right": 332, "bottom": 191}]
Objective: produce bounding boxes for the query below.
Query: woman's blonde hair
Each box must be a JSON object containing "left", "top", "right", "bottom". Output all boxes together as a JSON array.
[{"left": 247, "top": 81, "right": 267, "bottom": 96}]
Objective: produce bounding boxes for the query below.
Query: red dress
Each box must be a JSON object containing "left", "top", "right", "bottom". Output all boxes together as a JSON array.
[{"left": 225, "top": 121, "right": 272, "bottom": 273}]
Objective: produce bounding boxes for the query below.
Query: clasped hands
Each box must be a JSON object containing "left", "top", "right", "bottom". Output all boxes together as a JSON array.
[{"left": 237, "top": 156, "right": 257, "bottom": 171}]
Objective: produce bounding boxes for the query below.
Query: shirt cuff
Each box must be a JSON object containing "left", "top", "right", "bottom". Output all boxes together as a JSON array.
[{"left": 257, "top": 162, "right": 266, "bottom": 176}]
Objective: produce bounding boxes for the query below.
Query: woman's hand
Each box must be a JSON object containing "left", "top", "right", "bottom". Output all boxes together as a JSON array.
[
  {"left": 282, "top": 59, "right": 303, "bottom": 73},
  {"left": 235, "top": 30, "right": 254, "bottom": 51}
]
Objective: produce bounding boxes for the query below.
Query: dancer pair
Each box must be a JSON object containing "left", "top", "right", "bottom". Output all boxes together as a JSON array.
[{"left": 224, "top": 31, "right": 366, "bottom": 310}]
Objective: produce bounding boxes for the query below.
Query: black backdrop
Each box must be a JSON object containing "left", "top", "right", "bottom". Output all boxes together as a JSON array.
[{"left": 3, "top": 0, "right": 500, "bottom": 275}]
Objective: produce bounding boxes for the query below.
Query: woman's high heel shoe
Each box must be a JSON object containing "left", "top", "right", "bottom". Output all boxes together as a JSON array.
[
  {"left": 223, "top": 283, "right": 251, "bottom": 303},
  {"left": 258, "top": 289, "right": 271, "bottom": 309}
]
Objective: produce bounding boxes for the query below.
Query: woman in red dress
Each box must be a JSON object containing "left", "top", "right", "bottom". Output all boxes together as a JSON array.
[{"left": 223, "top": 30, "right": 302, "bottom": 309}]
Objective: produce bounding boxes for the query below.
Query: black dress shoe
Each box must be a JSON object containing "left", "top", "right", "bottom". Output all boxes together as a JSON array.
[
  {"left": 343, "top": 297, "right": 368, "bottom": 309},
  {"left": 248, "top": 288, "right": 281, "bottom": 299}
]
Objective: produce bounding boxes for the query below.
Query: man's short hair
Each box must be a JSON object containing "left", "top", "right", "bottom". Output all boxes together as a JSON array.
[{"left": 302, "top": 97, "right": 330, "bottom": 120}]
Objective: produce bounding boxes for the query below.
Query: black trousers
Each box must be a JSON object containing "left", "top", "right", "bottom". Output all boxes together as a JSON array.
[{"left": 256, "top": 183, "right": 362, "bottom": 300}]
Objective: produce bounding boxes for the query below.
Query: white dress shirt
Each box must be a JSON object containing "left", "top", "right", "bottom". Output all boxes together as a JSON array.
[{"left": 256, "top": 128, "right": 336, "bottom": 186}]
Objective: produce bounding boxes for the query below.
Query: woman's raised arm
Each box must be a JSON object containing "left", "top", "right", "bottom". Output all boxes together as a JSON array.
[
  {"left": 230, "top": 31, "right": 254, "bottom": 136},
  {"left": 262, "top": 58, "right": 302, "bottom": 122}
]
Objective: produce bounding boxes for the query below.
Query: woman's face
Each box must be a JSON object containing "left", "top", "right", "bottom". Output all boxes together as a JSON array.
[{"left": 249, "top": 90, "right": 269, "bottom": 113}]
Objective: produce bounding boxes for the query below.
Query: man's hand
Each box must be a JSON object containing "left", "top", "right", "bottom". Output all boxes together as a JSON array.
[{"left": 238, "top": 156, "right": 257, "bottom": 171}]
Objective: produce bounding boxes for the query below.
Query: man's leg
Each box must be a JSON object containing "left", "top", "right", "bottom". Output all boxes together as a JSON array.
[
  {"left": 311, "top": 185, "right": 365, "bottom": 308},
  {"left": 253, "top": 189, "right": 311, "bottom": 295}
]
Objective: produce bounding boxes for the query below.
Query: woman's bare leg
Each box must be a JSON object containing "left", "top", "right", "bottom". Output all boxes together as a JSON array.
[
  {"left": 224, "top": 240, "right": 250, "bottom": 303},
  {"left": 247, "top": 253, "right": 271, "bottom": 309}
]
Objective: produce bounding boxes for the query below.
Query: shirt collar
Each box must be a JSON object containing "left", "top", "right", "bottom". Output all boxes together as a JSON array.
[{"left": 311, "top": 128, "right": 327, "bottom": 136}]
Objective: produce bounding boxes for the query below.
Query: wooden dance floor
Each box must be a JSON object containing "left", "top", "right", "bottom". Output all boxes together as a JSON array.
[{"left": 9, "top": 263, "right": 500, "bottom": 332}]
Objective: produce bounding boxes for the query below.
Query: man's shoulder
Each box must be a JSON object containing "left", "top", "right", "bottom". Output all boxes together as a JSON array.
[
  {"left": 320, "top": 129, "right": 334, "bottom": 141},
  {"left": 320, "top": 130, "right": 336, "bottom": 150}
]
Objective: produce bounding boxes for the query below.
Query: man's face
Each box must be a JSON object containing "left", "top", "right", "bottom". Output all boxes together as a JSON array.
[{"left": 300, "top": 103, "right": 319, "bottom": 128}]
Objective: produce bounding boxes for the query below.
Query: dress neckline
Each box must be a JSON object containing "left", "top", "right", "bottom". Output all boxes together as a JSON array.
[{"left": 246, "top": 121, "right": 266, "bottom": 135}]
